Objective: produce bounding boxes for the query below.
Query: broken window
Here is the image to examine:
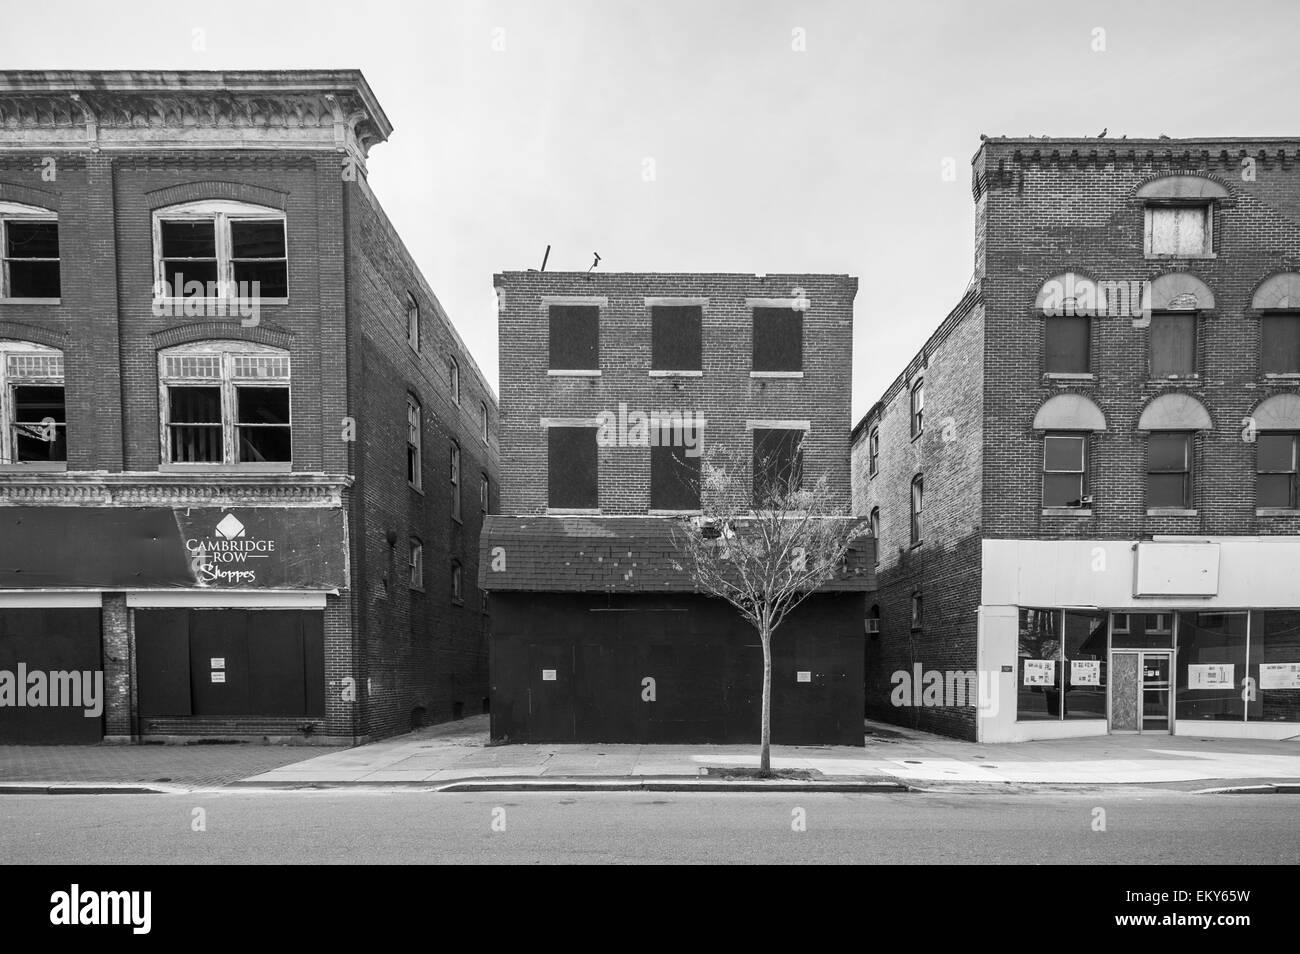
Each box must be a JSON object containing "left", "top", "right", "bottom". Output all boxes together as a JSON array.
[
  {"left": 155, "top": 201, "right": 287, "bottom": 299},
  {"left": 2, "top": 214, "right": 61, "bottom": 299},
  {"left": 1149, "top": 312, "right": 1197, "bottom": 378},
  {"left": 549, "top": 305, "right": 600, "bottom": 370},
  {"left": 651, "top": 305, "right": 702, "bottom": 371},
  {"left": 752, "top": 307, "right": 802, "bottom": 372},
  {"left": 752, "top": 427, "right": 804, "bottom": 506},
  {"left": 548, "top": 426, "right": 598, "bottom": 509},
  {"left": 2, "top": 343, "right": 67, "bottom": 468},
  {"left": 160, "top": 344, "right": 291, "bottom": 467}
]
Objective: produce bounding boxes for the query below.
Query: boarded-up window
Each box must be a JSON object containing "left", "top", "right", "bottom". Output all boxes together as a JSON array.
[
  {"left": 752, "top": 307, "right": 802, "bottom": 372},
  {"left": 1044, "top": 317, "right": 1089, "bottom": 373},
  {"left": 1148, "top": 433, "right": 1192, "bottom": 508},
  {"left": 651, "top": 429, "right": 701, "bottom": 510},
  {"left": 548, "top": 426, "right": 598, "bottom": 508},
  {"left": 1149, "top": 313, "right": 1197, "bottom": 378},
  {"left": 1261, "top": 314, "right": 1300, "bottom": 375},
  {"left": 1148, "top": 205, "right": 1210, "bottom": 257},
  {"left": 753, "top": 428, "right": 803, "bottom": 506},
  {"left": 549, "top": 305, "right": 600, "bottom": 370},
  {"left": 1257, "top": 434, "right": 1298, "bottom": 509},
  {"left": 651, "top": 305, "right": 702, "bottom": 370}
]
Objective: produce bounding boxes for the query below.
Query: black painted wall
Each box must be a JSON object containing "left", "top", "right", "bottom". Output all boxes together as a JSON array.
[{"left": 490, "top": 592, "right": 865, "bottom": 745}]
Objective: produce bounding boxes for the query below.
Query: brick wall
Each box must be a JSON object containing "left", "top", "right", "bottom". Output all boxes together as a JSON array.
[
  {"left": 494, "top": 271, "right": 856, "bottom": 514},
  {"left": 347, "top": 178, "right": 499, "bottom": 739},
  {"left": 978, "top": 139, "right": 1300, "bottom": 540},
  {"left": 851, "top": 293, "right": 984, "bottom": 739}
]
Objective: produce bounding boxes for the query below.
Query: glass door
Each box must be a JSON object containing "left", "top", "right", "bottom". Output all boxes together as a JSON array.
[{"left": 1140, "top": 651, "right": 1172, "bottom": 733}]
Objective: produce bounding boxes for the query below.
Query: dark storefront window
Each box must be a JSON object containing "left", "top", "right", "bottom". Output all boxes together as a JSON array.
[
  {"left": 651, "top": 305, "right": 702, "bottom": 371},
  {"left": 1175, "top": 612, "right": 1247, "bottom": 722},
  {"left": 548, "top": 426, "right": 598, "bottom": 509},
  {"left": 549, "top": 305, "right": 600, "bottom": 371},
  {"left": 1017, "top": 608, "right": 1107, "bottom": 721}
]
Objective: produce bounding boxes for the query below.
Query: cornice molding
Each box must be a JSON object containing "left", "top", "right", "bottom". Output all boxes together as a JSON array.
[
  {"left": 0, "top": 472, "right": 352, "bottom": 508},
  {"left": 0, "top": 71, "right": 391, "bottom": 175}
]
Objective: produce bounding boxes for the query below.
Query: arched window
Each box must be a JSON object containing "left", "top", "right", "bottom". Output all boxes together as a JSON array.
[
  {"left": 448, "top": 357, "right": 460, "bottom": 406},
  {"left": 0, "top": 202, "right": 60, "bottom": 299},
  {"left": 159, "top": 342, "right": 290, "bottom": 469},
  {"left": 153, "top": 200, "right": 287, "bottom": 300},
  {"left": 0, "top": 340, "right": 65, "bottom": 469}
]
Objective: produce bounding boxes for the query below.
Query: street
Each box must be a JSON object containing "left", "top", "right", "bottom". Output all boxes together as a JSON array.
[{"left": 1, "top": 791, "right": 1295, "bottom": 865}]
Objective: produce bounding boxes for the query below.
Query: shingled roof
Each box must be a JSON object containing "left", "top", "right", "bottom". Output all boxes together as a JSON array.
[{"left": 478, "top": 515, "right": 875, "bottom": 594}]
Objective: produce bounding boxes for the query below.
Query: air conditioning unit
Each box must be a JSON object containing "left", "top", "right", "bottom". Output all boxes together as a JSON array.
[
  {"left": 865, "top": 618, "right": 880, "bottom": 635},
  {"left": 1080, "top": 495, "right": 1094, "bottom": 506}
]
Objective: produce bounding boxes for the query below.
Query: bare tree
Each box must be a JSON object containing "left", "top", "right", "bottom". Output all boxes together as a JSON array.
[{"left": 670, "top": 442, "right": 868, "bottom": 775}]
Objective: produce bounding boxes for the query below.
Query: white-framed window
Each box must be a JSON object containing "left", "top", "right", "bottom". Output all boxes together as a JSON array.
[
  {"left": 158, "top": 342, "right": 290, "bottom": 469},
  {"left": 407, "top": 395, "right": 422, "bottom": 490},
  {"left": 153, "top": 200, "right": 287, "bottom": 300},
  {"left": 450, "top": 440, "right": 462, "bottom": 521},
  {"left": 480, "top": 400, "right": 489, "bottom": 443},
  {"left": 868, "top": 426, "right": 879, "bottom": 476},
  {"left": 448, "top": 357, "right": 460, "bottom": 405},
  {"left": 0, "top": 202, "right": 60, "bottom": 299},
  {"left": 406, "top": 294, "right": 420, "bottom": 351},
  {"left": 1145, "top": 203, "right": 1213, "bottom": 258},
  {"left": 1043, "top": 433, "right": 1088, "bottom": 508},
  {"left": 0, "top": 340, "right": 66, "bottom": 470},
  {"left": 910, "top": 380, "right": 924, "bottom": 437},
  {"left": 481, "top": 472, "right": 489, "bottom": 512},
  {"left": 408, "top": 537, "right": 424, "bottom": 590}
]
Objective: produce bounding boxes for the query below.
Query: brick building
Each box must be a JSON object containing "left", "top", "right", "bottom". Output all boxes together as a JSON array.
[
  {"left": 853, "top": 136, "right": 1300, "bottom": 742},
  {"left": 0, "top": 70, "right": 497, "bottom": 744},
  {"left": 482, "top": 271, "right": 873, "bottom": 743}
]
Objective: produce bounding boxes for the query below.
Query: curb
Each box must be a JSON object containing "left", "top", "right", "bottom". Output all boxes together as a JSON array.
[
  {"left": 0, "top": 784, "right": 171, "bottom": 795},
  {"left": 223, "top": 775, "right": 913, "bottom": 793},
  {"left": 1193, "top": 783, "right": 1300, "bottom": 795}
]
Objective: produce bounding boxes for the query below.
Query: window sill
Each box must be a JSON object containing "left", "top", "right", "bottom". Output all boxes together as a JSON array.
[
  {"left": 546, "top": 507, "right": 600, "bottom": 515},
  {"left": 0, "top": 463, "right": 68, "bottom": 473},
  {"left": 409, "top": 587, "right": 424, "bottom": 595},
  {"left": 910, "top": 431, "right": 922, "bottom": 443},
  {"left": 648, "top": 509, "right": 702, "bottom": 516},
  {"left": 1256, "top": 508, "right": 1299, "bottom": 516},
  {"left": 409, "top": 484, "right": 424, "bottom": 495},
  {"left": 547, "top": 369, "right": 601, "bottom": 377},
  {"left": 1263, "top": 374, "right": 1300, "bottom": 383},
  {"left": 649, "top": 370, "right": 703, "bottom": 377},
  {"left": 452, "top": 516, "right": 463, "bottom": 526},
  {"left": 152, "top": 296, "right": 288, "bottom": 308},
  {"left": 750, "top": 371, "right": 804, "bottom": 378},
  {"left": 0, "top": 298, "right": 61, "bottom": 306},
  {"left": 909, "top": 541, "right": 923, "bottom": 550},
  {"left": 159, "top": 463, "right": 293, "bottom": 474},
  {"left": 1042, "top": 508, "right": 1093, "bottom": 516},
  {"left": 1146, "top": 508, "right": 1197, "bottom": 516},
  {"left": 451, "top": 599, "right": 465, "bottom": 607},
  {"left": 1147, "top": 376, "right": 1200, "bottom": 385},
  {"left": 1044, "top": 373, "right": 1095, "bottom": 382},
  {"left": 1144, "top": 253, "right": 1216, "bottom": 261}
]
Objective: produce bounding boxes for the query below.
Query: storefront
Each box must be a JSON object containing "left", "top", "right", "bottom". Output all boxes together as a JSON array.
[
  {"left": 0, "top": 505, "right": 347, "bottom": 743},
  {"left": 978, "top": 537, "right": 1300, "bottom": 742}
]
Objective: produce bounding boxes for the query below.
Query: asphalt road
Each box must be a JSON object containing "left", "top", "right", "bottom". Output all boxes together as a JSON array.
[{"left": 0, "top": 790, "right": 1296, "bottom": 864}]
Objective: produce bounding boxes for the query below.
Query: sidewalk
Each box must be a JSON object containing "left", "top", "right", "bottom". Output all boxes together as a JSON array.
[{"left": 231, "top": 716, "right": 1300, "bottom": 791}]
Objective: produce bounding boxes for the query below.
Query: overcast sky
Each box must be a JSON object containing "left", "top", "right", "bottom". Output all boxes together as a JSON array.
[{"left": 4, "top": 0, "right": 1297, "bottom": 421}]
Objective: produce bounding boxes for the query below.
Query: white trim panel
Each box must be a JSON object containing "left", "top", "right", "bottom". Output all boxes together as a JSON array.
[{"left": 126, "top": 590, "right": 329, "bottom": 609}]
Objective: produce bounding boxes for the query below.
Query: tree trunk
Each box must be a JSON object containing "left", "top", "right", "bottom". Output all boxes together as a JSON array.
[{"left": 760, "top": 626, "right": 772, "bottom": 775}]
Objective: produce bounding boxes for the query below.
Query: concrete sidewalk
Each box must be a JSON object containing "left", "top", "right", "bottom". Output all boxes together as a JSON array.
[{"left": 234, "top": 716, "right": 1300, "bottom": 789}]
